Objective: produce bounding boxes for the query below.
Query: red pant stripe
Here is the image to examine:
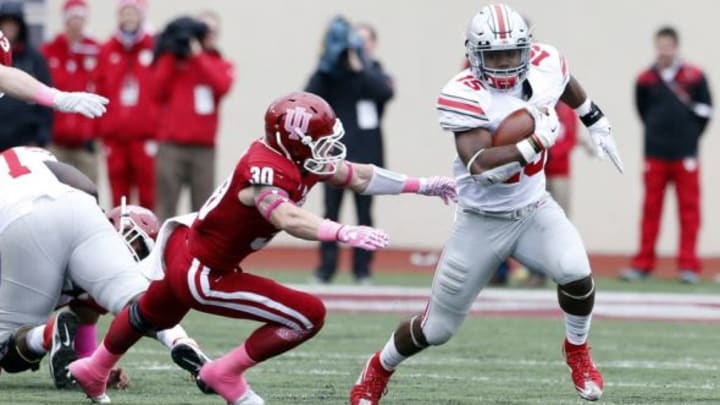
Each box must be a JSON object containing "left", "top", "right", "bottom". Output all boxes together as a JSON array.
[{"left": 186, "top": 259, "right": 311, "bottom": 330}]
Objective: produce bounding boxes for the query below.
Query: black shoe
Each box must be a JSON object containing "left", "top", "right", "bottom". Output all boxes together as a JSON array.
[
  {"left": 49, "top": 311, "right": 79, "bottom": 389},
  {"left": 171, "top": 342, "right": 214, "bottom": 394}
]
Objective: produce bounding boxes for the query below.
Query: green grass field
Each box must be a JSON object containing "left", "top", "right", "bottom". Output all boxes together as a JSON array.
[{"left": 1, "top": 271, "right": 719, "bottom": 404}]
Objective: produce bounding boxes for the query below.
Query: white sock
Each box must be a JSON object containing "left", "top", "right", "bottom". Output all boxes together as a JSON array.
[
  {"left": 378, "top": 334, "right": 406, "bottom": 371},
  {"left": 155, "top": 325, "right": 191, "bottom": 349},
  {"left": 564, "top": 313, "right": 592, "bottom": 345},
  {"left": 26, "top": 325, "right": 47, "bottom": 355}
]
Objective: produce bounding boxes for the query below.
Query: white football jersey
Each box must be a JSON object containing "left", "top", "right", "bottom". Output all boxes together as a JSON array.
[
  {"left": 436, "top": 43, "right": 570, "bottom": 212},
  {"left": 0, "top": 146, "right": 76, "bottom": 233}
]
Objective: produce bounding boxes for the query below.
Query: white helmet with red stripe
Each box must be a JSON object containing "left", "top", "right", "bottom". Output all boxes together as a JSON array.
[{"left": 465, "top": 4, "right": 532, "bottom": 90}]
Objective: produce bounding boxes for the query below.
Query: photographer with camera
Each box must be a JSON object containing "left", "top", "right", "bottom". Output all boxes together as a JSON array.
[
  {"left": 153, "top": 11, "right": 234, "bottom": 220},
  {"left": 306, "top": 17, "right": 394, "bottom": 285},
  {"left": 95, "top": 0, "right": 157, "bottom": 209}
]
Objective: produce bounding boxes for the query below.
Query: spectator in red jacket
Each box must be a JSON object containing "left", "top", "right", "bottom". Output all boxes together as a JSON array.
[
  {"left": 95, "top": 0, "right": 157, "bottom": 209},
  {"left": 153, "top": 11, "right": 234, "bottom": 220},
  {"left": 42, "top": 0, "right": 100, "bottom": 182}
]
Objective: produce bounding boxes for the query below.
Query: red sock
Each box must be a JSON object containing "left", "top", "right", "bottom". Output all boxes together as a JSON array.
[
  {"left": 244, "top": 325, "right": 316, "bottom": 362},
  {"left": 103, "top": 307, "right": 143, "bottom": 355}
]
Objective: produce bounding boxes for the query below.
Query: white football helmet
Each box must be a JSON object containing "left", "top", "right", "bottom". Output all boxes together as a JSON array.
[{"left": 465, "top": 4, "right": 532, "bottom": 90}]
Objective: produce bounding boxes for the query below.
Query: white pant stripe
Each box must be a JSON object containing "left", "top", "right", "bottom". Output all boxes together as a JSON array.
[{"left": 186, "top": 259, "right": 309, "bottom": 330}]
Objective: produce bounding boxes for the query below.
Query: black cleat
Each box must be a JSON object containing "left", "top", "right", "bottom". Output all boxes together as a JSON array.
[
  {"left": 171, "top": 341, "right": 214, "bottom": 394},
  {"left": 49, "top": 311, "right": 79, "bottom": 389}
]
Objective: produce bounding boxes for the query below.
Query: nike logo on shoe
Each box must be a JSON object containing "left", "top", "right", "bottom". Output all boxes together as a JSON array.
[{"left": 62, "top": 324, "right": 71, "bottom": 347}]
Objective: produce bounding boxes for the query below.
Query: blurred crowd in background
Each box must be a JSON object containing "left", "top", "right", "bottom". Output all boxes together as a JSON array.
[{"left": 0, "top": 0, "right": 712, "bottom": 284}]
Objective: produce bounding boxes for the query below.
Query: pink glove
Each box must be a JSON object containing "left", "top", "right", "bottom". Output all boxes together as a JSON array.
[
  {"left": 419, "top": 177, "right": 457, "bottom": 205},
  {"left": 318, "top": 220, "right": 389, "bottom": 250}
]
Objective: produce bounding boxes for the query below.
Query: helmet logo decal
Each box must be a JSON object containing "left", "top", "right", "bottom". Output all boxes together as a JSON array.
[{"left": 284, "top": 107, "right": 312, "bottom": 140}]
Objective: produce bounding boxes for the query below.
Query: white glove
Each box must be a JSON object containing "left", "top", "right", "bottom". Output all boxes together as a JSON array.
[
  {"left": 588, "top": 116, "right": 624, "bottom": 173},
  {"left": 53, "top": 90, "right": 109, "bottom": 119},
  {"left": 526, "top": 105, "right": 560, "bottom": 149}
]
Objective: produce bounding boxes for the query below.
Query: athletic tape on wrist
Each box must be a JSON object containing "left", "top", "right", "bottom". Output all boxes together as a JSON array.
[
  {"left": 317, "top": 219, "right": 343, "bottom": 241},
  {"left": 516, "top": 139, "right": 538, "bottom": 164},
  {"left": 33, "top": 85, "right": 56, "bottom": 107}
]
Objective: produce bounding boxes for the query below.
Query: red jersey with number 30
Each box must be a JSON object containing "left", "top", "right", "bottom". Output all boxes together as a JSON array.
[{"left": 188, "top": 140, "right": 324, "bottom": 272}]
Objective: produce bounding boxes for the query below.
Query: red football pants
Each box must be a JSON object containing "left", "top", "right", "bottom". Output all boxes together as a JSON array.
[
  {"left": 103, "top": 139, "right": 156, "bottom": 209},
  {"left": 632, "top": 157, "right": 701, "bottom": 272},
  {"left": 137, "top": 227, "right": 326, "bottom": 361}
]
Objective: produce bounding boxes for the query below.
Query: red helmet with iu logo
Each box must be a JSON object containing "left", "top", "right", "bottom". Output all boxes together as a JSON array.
[
  {"left": 0, "top": 30, "right": 12, "bottom": 66},
  {"left": 107, "top": 197, "right": 160, "bottom": 261},
  {"left": 264, "top": 91, "right": 346, "bottom": 175}
]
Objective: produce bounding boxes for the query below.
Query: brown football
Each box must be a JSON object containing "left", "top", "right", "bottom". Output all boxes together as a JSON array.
[{"left": 491, "top": 108, "right": 535, "bottom": 146}]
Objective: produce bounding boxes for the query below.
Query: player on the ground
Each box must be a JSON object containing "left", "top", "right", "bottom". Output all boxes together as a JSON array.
[
  {"left": 0, "top": 148, "right": 209, "bottom": 394},
  {"left": 0, "top": 30, "right": 107, "bottom": 118},
  {"left": 68, "top": 91, "right": 457, "bottom": 405},
  {"left": 350, "top": 4, "right": 621, "bottom": 404}
]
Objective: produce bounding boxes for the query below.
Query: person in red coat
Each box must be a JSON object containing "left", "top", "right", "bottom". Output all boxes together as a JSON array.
[
  {"left": 95, "top": 0, "right": 157, "bottom": 209},
  {"left": 153, "top": 11, "right": 234, "bottom": 220},
  {"left": 42, "top": 0, "right": 100, "bottom": 182}
]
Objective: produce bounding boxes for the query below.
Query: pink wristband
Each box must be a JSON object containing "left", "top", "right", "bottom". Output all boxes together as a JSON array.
[
  {"left": 33, "top": 85, "right": 55, "bottom": 107},
  {"left": 340, "top": 161, "right": 355, "bottom": 187},
  {"left": 317, "top": 219, "right": 343, "bottom": 241},
  {"left": 402, "top": 177, "right": 421, "bottom": 193}
]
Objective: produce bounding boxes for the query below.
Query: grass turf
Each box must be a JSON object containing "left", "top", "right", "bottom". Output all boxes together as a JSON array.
[{"left": 1, "top": 309, "right": 719, "bottom": 404}]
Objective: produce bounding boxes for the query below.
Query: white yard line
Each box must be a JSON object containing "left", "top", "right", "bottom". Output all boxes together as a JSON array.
[{"left": 287, "top": 284, "right": 720, "bottom": 321}]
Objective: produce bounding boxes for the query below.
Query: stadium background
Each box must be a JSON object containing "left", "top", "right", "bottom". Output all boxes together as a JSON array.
[{"left": 41, "top": 0, "right": 720, "bottom": 258}]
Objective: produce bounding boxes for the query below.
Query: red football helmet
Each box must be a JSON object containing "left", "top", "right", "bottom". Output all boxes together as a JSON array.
[
  {"left": 107, "top": 197, "right": 160, "bottom": 261},
  {"left": 264, "top": 91, "right": 346, "bottom": 175},
  {"left": 0, "top": 30, "right": 12, "bottom": 66}
]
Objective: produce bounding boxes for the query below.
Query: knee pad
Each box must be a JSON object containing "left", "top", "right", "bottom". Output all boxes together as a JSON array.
[
  {"left": 557, "top": 275, "right": 595, "bottom": 316},
  {"left": 393, "top": 315, "right": 429, "bottom": 357},
  {"left": 128, "top": 302, "right": 163, "bottom": 333},
  {"left": 0, "top": 333, "right": 43, "bottom": 373}
]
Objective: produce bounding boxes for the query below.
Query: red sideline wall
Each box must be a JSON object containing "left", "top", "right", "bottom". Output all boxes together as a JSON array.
[{"left": 243, "top": 248, "right": 720, "bottom": 279}]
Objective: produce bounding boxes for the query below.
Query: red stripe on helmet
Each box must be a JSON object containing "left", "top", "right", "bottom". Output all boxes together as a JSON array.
[{"left": 494, "top": 4, "right": 508, "bottom": 39}]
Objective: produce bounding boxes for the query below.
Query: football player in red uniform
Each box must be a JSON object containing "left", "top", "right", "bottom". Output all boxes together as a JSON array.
[
  {"left": 0, "top": 29, "right": 107, "bottom": 118},
  {"left": 69, "top": 91, "right": 456, "bottom": 404}
]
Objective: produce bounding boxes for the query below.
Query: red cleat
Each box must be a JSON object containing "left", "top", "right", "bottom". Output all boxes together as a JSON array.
[
  {"left": 350, "top": 352, "right": 394, "bottom": 405},
  {"left": 563, "top": 339, "right": 604, "bottom": 401}
]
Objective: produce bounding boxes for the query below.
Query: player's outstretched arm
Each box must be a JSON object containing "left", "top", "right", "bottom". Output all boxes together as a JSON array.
[
  {"left": 327, "top": 161, "right": 457, "bottom": 205},
  {"left": 0, "top": 65, "right": 109, "bottom": 119},
  {"left": 248, "top": 186, "right": 389, "bottom": 251},
  {"left": 561, "top": 75, "right": 623, "bottom": 173}
]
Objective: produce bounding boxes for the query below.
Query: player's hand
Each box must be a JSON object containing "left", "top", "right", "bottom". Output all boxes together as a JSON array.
[
  {"left": 419, "top": 176, "right": 457, "bottom": 204},
  {"left": 107, "top": 367, "right": 130, "bottom": 390},
  {"left": 53, "top": 90, "right": 109, "bottom": 119},
  {"left": 338, "top": 225, "right": 389, "bottom": 250},
  {"left": 526, "top": 105, "right": 559, "bottom": 149},
  {"left": 588, "top": 116, "right": 624, "bottom": 173}
]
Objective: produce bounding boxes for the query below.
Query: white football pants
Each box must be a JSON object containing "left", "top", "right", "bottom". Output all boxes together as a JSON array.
[{"left": 422, "top": 194, "right": 592, "bottom": 345}]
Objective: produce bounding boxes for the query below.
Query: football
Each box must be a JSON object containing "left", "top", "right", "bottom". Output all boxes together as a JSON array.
[{"left": 492, "top": 108, "right": 535, "bottom": 146}]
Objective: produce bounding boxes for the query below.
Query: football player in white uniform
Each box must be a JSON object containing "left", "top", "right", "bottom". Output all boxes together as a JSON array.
[
  {"left": 350, "top": 4, "right": 621, "bottom": 404},
  {"left": 0, "top": 148, "right": 209, "bottom": 399}
]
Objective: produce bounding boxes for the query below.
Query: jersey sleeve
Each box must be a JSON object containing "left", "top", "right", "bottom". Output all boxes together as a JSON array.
[
  {"left": 243, "top": 153, "right": 302, "bottom": 194},
  {"left": 531, "top": 43, "right": 570, "bottom": 92},
  {"left": 436, "top": 72, "right": 491, "bottom": 133}
]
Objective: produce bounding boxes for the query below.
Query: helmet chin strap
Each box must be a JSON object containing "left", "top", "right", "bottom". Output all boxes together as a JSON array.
[{"left": 274, "top": 131, "right": 293, "bottom": 160}]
